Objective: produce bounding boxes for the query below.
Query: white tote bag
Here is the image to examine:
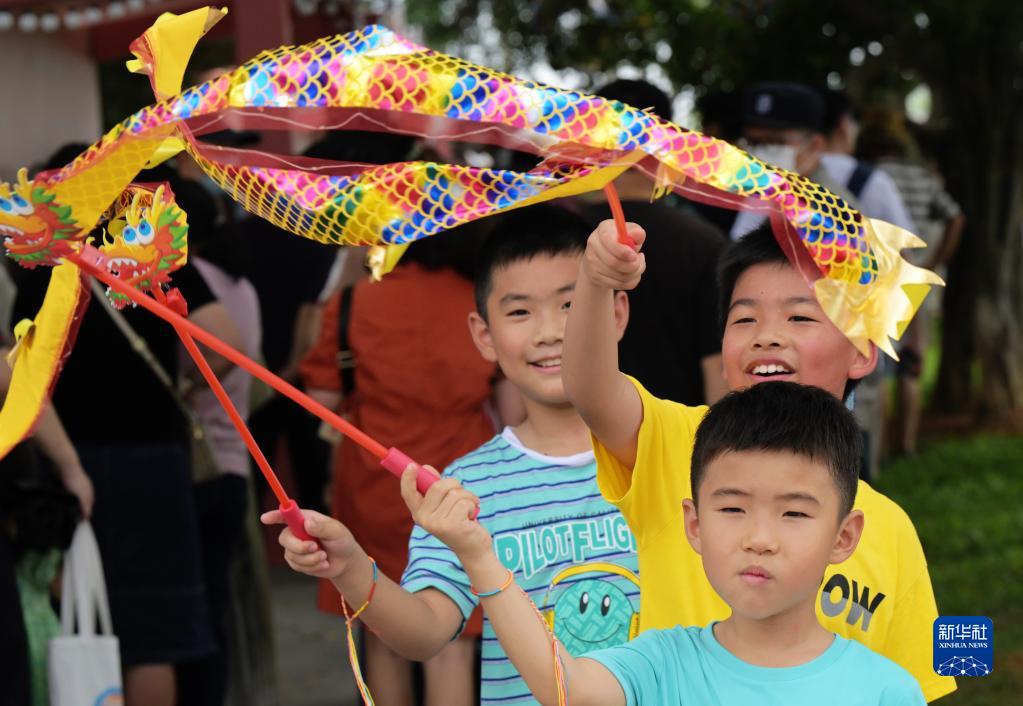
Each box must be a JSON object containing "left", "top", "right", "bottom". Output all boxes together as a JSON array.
[{"left": 48, "top": 522, "right": 124, "bottom": 706}]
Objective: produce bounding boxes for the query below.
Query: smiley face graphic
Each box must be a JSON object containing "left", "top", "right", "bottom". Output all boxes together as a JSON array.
[{"left": 552, "top": 578, "right": 635, "bottom": 653}]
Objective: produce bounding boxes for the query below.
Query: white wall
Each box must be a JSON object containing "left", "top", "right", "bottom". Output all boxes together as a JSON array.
[{"left": 0, "top": 30, "right": 101, "bottom": 181}]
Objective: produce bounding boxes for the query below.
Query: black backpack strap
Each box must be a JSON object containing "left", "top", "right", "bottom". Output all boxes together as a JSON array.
[
  {"left": 336, "top": 284, "right": 356, "bottom": 398},
  {"left": 847, "top": 161, "right": 874, "bottom": 199}
]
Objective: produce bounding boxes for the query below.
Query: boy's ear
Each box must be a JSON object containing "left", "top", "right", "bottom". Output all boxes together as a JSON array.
[
  {"left": 612, "top": 290, "right": 630, "bottom": 343},
  {"left": 847, "top": 342, "right": 878, "bottom": 382},
  {"left": 829, "top": 509, "right": 864, "bottom": 564},
  {"left": 468, "top": 311, "right": 499, "bottom": 363},
  {"left": 682, "top": 499, "right": 702, "bottom": 555}
]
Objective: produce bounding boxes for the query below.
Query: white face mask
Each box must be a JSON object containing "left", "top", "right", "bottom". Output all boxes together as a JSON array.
[{"left": 748, "top": 144, "right": 797, "bottom": 172}]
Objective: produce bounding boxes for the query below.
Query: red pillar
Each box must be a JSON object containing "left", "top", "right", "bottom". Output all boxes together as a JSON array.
[{"left": 234, "top": 0, "right": 294, "bottom": 155}]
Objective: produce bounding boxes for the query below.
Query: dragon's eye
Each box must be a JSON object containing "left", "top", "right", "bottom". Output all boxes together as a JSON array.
[
  {"left": 122, "top": 226, "right": 138, "bottom": 244},
  {"left": 10, "top": 193, "right": 32, "bottom": 215},
  {"left": 0, "top": 197, "right": 12, "bottom": 213},
  {"left": 136, "top": 219, "right": 155, "bottom": 244}
]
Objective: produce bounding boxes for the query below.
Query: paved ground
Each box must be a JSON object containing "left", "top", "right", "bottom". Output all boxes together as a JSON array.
[{"left": 271, "top": 565, "right": 359, "bottom": 706}]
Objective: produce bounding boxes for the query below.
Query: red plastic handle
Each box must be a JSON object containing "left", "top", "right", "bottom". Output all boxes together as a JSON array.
[
  {"left": 380, "top": 447, "right": 437, "bottom": 492},
  {"left": 279, "top": 499, "right": 315, "bottom": 542},
  {"left": 603, "top": 183, "right": 636, "bottom": 248},
  {"left": 380, "top": 447, "right": 479, "bottom": 520}
]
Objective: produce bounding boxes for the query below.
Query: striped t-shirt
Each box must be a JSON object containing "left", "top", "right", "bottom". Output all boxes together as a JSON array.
[
  {"left": 401, "top": 428, "right": 641, "bottom": 705},
  {"left": 876, "top": 158, "right": 961, "bottom": 266}
]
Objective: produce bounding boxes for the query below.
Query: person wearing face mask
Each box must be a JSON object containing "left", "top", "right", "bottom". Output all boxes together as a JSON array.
[
  {"left": 726, "top": 84, "right": 887, "bottom": 480},
  {"left": 819, "top": 89, "right": 916, "bottom": 232},
  {"left": 729, "top": 82, "right": 859, "bottom": 241}
]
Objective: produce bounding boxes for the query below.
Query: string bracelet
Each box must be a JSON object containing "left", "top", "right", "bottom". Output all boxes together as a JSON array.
[
  {"left": 344, "top": 555, "right": 378, "bottom": 621},
  {"left": 470, "top": 568, "right": 515, "bottom": 598},
  {"left": 469, "top": 569, "right": 567, "bottom": 705},
  {"left": 523, "top": 585, "right": 568, "bottom": 706},
  {"left": 341, "top": 556, "right": 379, "bottom": 705}
]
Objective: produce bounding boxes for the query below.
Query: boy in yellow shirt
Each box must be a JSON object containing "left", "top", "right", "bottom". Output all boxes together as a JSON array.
[{"left": 562, "top": 219, "right": 954, "bottom": 701}]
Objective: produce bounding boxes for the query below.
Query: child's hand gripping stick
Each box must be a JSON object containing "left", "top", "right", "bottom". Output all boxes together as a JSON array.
[
  {"left": 381, "top": 447, "right": 480, "bottom": 520},
  {"left": 279, "top": 498, "right": 315, "bottom": 542}
]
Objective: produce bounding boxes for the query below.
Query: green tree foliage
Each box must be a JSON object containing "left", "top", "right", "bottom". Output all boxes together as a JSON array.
[
  {"left": 410, "top": 2, "right": 907, "bottom": 93},
  {"left": 411, "top": 0, "right": 1023, "bottom": 416}
]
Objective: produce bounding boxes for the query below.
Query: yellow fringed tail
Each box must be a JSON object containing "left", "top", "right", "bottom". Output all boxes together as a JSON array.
[{"left": 814, "top": 218, "right": 944, "bottom": 359}]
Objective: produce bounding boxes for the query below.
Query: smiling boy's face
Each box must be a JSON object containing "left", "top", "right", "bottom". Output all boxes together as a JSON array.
[
  {"left": 721, "top": 262, "right": 876, "bottom": 400},
  {"left": 683, "top": 449, "right": 863, "bottom": 622},
  {"left": 468, "top": 252, "right": 629, "bottom": 409}
]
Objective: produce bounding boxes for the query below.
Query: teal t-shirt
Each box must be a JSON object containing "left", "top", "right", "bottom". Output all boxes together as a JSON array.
[
  {"left": 586, "top": 623, "right": 926, "bottom": 706},
  {"left": 401, "top": 428, "right": 640, "bottom": 705}
]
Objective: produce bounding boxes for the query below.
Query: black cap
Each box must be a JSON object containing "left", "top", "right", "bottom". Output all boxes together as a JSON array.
[{"left": 742, "top": 82, "right": 824, "bottom": 132}]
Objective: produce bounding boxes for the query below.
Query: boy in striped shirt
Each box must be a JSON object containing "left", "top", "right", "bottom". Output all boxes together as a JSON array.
[{"left": 266, "top": 205, "right": 641, "bottom": 705}]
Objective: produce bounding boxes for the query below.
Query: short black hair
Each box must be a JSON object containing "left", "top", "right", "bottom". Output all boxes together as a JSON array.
[
  {"left": 691, "top": 381, "right": 861, "bottom": 516},
  {"left": 0, "top": 442, "right": 80, "bottom": 560},
  {"left": 717, "top": 222, "right": 787, "bottom": 331},
  {"left": 171, "top": 178, "right": 252, "bottom": 279},
  {"left": 169, "top": 178, "right": 219, "bottom": 248},
  {"left": 820, "top": 88, "right": 857, "bottom": 136},
  {"left": 717, "top": 222, "right": 861, "bottom": 401},
  {"left": 595, "top": 79, "right": 673, "bottom": 122},
  {"left": 42, "top": 142, "right": 90, "bottom": 172},
  {"left": 402, "top": 221, "right": 486, "bottom": 280},
  {"left": 696, "top": 90, "right": 742, "bottom": 141},
  {"left": 474, "top": 205, "right": 591, "bottom": 320}
]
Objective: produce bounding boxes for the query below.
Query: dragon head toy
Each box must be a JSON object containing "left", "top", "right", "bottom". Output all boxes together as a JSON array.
[
  {"left": 0, "top": 169, "right": 81, "bottom": 268},
  {"left": 99, "top": 184, "right": 188, "bottom": 308}
]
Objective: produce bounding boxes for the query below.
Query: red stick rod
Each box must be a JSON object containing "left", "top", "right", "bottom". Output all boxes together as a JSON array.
[
  {"left": 603, "top": 182, "right": 635, "bottom": 247},
  {"left": 67, "top": 248, "right": 390, "bottom": 460},
  {"left": 153, "top": 288, "right": 290, "bottom": 506}
]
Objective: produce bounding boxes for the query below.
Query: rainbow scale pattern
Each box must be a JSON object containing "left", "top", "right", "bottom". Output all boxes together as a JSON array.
[
  {"left": 191, "top": 151, "right": 620, "bottom": 246},
  {"left": 146, "top": 25, "right": 878, "bottom": 280},
  {"left": 1, "top": 8, "right": 940, "bottom": 355},
  {"left": 174, "top": 22, "right": 940, "bottom": 354},
  {"left": 18, "top": 20, "right": 881, "bottom": 284}
]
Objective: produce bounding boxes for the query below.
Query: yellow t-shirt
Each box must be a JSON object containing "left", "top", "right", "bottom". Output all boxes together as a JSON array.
[{"left": 593, "top": 377, "right": 956, "bottom": 702}]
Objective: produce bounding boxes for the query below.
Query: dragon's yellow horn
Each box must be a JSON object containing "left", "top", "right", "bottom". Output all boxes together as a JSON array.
[
  {"left": 146, "top": 185, "right": 170, "bottom": 225},
  {"left": 125, "top": 189, "right": 146, "bottom": 226}
]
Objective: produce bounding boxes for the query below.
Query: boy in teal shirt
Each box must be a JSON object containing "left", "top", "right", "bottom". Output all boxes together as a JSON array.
[{"left": 402, "top": 381, "right": 925, "bottom": 706}]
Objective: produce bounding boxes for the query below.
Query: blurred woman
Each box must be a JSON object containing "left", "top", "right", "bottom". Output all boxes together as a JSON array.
[{"left": 300, "top": 223, "right": 498, "bottom": 706}]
